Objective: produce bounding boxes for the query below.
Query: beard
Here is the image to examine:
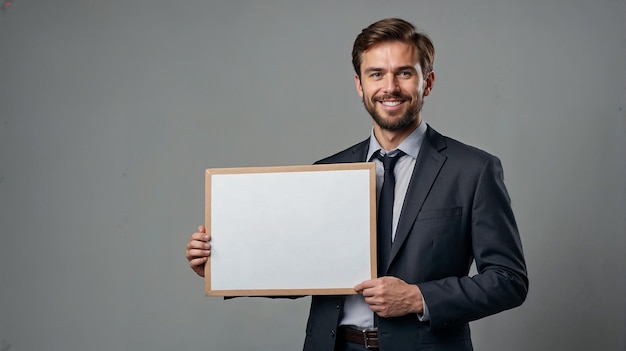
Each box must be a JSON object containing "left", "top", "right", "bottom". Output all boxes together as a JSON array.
[{"left": 363, "top": 93, "right": 423, "bottom": 131}]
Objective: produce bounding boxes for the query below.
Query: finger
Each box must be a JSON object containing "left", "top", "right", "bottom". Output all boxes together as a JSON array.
[
  {"left": 186, "top": 241, "right": 201, "bottom": 254},
  {"left": 355, "top": 279, "right": 378, "bottom": 292},
  {"left": 361, "top": 287, "right": 378, "bottom": 298},
  {"left": 354, "top": 281, "right": 368, "bottom": 292},
  {"left": 187, "top": 248, "right": 211, "bottom": 259},
  {"left": 364, "top": 296, "right": 384, "bottom": 310},
  {"left": 190, "top": 231, "right": 210, "bottom": 242},
  {"left": 198, "top": 225, "right": 206, "bottom": 233},
  {"left": 189, "top": 256, "right": 207, "bottom": 266},
  {"left": 187, "top": 239, "right": 211, "bottom": 250},
  {"left": 185, "top": 244, "right": 210, "bottom": 260}
]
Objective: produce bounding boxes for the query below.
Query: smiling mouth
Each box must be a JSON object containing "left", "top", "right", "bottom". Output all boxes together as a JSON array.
[
  {"left": 380, "top": 100, "right": 404, "bottom": 107},
  {"left": 375, "top": 94, "right": 408, "bottom": 107}
]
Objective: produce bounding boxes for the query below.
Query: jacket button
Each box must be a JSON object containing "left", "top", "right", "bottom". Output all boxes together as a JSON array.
[
  {"left": 330, "top": 329, "right": 335, "bottom": 337},
  {"left": 336, "top": 304, "right": 340, "bottom": 309}
]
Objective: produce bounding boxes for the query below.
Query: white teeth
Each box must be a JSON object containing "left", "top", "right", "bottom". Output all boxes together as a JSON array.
[{"left": 381, "top": 101, "right": 402, "bottom": 106}]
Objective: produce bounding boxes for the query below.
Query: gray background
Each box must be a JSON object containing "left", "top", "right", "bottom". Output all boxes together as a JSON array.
[{"left": 1, "top": 1, "right": 624, "bottom": 350}]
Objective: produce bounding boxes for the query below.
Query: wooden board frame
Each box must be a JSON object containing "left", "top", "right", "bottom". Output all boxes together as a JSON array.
[{"left": 205, "top": 162, "right": 376, "bottom": 296}]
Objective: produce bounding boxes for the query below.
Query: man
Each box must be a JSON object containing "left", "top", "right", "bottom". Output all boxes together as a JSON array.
[{"left": 186, "top": 18, "right": 528, "bottom": 351}]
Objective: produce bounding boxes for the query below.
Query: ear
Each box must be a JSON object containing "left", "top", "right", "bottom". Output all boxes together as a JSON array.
[
  {"left": 354, "top": 74, "right": 364, "bottom": 99},
  {"left": 423, "top": 71, "right": 435, "bottom": 97}
]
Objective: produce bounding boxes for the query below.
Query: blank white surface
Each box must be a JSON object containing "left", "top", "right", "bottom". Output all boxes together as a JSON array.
[{"left": 210, "top": 168, "right": 373, "bottom": 292}]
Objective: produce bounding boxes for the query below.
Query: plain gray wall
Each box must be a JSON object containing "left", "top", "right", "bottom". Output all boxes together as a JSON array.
[{"left": 1, "top": 1, "right": 625, "bottom": 350}]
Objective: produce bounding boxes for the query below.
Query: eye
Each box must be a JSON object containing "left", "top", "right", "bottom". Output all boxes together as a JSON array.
[
  {"left": 398, "top": 71, "right": 412, "bottom": 78},
  {"left": 370, "top": 72, "right": 381, "bottom": 78}
]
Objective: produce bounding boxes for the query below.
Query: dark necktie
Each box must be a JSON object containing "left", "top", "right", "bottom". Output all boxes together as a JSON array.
[{"left": 375, "top": 150, "right": 404, "bottom": 275}]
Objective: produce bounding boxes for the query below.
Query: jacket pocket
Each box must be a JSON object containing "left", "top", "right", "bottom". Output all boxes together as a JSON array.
[{"left": 416, "top": 207, "right": 462, "bottom": 221}]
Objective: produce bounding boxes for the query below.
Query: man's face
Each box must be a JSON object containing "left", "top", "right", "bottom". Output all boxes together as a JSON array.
[{"left": 355, "top": 41, "right": 434, "bottom": 131}]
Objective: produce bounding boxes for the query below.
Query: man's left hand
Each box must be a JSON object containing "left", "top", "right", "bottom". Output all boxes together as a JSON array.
[{"left": 354, "top": 277, "right": 424, "bottom": 318}]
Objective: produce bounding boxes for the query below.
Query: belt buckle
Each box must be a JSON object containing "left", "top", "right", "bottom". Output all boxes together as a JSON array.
[{"left": 360, "top": 327, "right": 378, "bottom": 349}]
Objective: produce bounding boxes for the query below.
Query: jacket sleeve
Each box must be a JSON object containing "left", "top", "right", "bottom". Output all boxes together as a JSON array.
[{"left": 418, "top": 155, "right": 529, "bottom": 331}]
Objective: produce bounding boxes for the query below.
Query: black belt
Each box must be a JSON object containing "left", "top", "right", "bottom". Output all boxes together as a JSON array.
[{"left": 338, "top": 327, "right": 379, "bottom": 349}]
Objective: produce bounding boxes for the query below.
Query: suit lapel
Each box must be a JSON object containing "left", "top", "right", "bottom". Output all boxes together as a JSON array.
[
  {"left": 352, "top": 138, "right": 370, "bottom": 162},
  {"left": 386, "top": 126, "right": 447, "bottom": 271},
  {"left": 352, "top": 139, "right": 369, "bottom": 162},
  {"left": 321, "top": 138, "right": 369, "bottom": 163}
]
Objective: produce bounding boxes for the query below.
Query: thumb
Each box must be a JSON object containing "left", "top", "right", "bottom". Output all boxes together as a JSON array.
[{"left": 198, "top": 225, "right": 206, "bottom": 233}]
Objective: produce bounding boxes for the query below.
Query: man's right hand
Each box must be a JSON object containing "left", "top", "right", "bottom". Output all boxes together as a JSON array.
[{"left": 185, "top": 225, "right": 211, "bottom": 277}]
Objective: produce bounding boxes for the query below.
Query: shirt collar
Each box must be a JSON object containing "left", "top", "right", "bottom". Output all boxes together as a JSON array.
[{"left": 366, "top": 121, "right": 428, "bottom": 161}]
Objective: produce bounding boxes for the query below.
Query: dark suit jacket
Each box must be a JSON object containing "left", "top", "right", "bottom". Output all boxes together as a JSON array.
[{"left": 303, "top": 125, "right": 528, "bottom": 351}]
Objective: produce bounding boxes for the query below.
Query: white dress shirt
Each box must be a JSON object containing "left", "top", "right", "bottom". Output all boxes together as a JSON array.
[{"left": 339, "top": 121, "right": 430, "bottom": 328}]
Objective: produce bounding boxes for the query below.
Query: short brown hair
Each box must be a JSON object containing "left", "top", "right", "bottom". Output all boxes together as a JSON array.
[{"left": 352, "top": 18, "right": 434, "bottom": 78}]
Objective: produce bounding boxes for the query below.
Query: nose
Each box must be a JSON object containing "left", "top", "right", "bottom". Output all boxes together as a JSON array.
[{"left": 383, "top": 74, "right": 400, "bottom": 93}]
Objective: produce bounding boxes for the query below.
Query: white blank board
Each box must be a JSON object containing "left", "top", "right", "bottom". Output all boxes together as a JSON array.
[{"left": 205, "top": 163, "right": 376, "bottom": 296}]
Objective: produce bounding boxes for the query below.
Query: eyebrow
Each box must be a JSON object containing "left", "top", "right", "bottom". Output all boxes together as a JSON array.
[
  {"left": 395, "top": 66, "right": 418, "bottom": 72},
  {"left": 363, "top": 66, "right": 418, "bottom": 74}
]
